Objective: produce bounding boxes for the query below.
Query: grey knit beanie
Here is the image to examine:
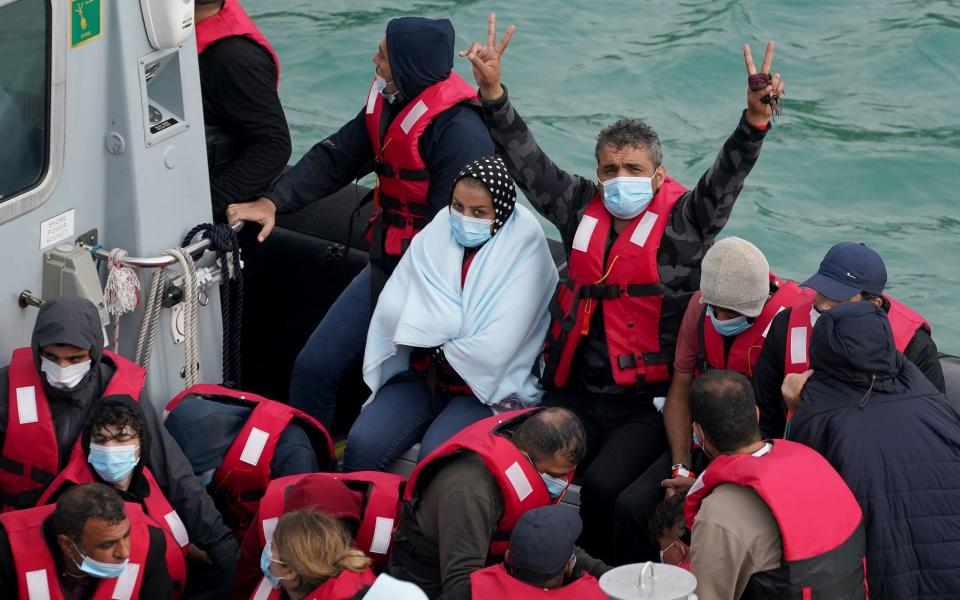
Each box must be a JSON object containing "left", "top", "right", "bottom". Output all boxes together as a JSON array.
[{"left": 698, "top": 237, "right": 770, "bottom": 318}]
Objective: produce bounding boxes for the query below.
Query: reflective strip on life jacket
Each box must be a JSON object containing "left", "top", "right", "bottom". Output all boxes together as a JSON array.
[
  {"left": 405, "top": 409, "right": 563, "bottom": 557},
  {"left": 543, "top": 181, "right": 687, "bottom": 389},
  {"left": 0, "top": 349, "right": 144, "bottom": 512},
  {"left": 195, "top": 0, "right": 280, "bottom": 86}
]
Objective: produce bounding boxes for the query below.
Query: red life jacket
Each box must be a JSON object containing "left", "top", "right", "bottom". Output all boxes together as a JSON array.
[
  {"left": 164, "top": 384, "right": 335, "bottom": 538},
  {"left": 248, "top": 567, "right": 376, "bottom": 600},
  {"left": 696, "top": 276, "right": 808, "bottom": 378},
  {"left": 404, "top": 409, "right": 567, "bottom": 557},
  {"left": 470, "top": 564, "right": 608, "bottom": 600},
  {"left": 784, "top": 294, "right": 931, "bottom": 376},
  {"left": 0, "top": 348, "right": 145, "bottom": 512},
  {"left": 362, "top": 72, "right": 478, "bottom": 258},
  {"left": 685, "top": 440, "right": 866, "bottom": 599},
  {"left": 195, "top": 0, "right": 279, "bottom": 86},
  {"left": 253, "top": 471, "right": 403, "bottom": 570},
  {"left": 35, "top": 446, "right": 188, "bottom": 593},
  {"left": 0, "top": 501, "right": 154, "bottom": 600},
  {"left": 542, "top": 181, "right": 689, "bottom": 389}
]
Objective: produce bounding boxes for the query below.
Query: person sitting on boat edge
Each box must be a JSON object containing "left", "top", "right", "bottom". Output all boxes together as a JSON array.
[
  {"left": 0, "top": 483, "right": 174, "bottom": 599},
  {"left": 195, "top": 0, "right": 292, "bottom": 220},
  {"left": 257, "top": 509, "right": 376, "bottom": 600},
  {"left": 344, "top": 155, "right": 557, "bottom": 470},
  {"left": 614, "top": 237, "right": 806, "bottom": 564},
  {"left": 783, "top": 301, "right": 960, "bottom": 599},
  {"left": 438, "top": 505, "right": 607, "bottom": 599},
  {"left": 685, "top": 370, "right": 866, "bottom": 600},
  {"left": 459, "top": 12, "right": 784, "bottom": 563},
  {"left": 226, "top": 16, "right": 495, "bottom": 433},
  {"left": 389, "top": 408, "right": 609, "bottom": 598},
  {"left": 0, "top": 297, "right": 238, "bottom": 589},
  {"left": 752, "top": 241, "right": 944, "bottom": 437}
]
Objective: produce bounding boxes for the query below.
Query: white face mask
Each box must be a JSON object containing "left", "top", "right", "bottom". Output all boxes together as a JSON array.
[
  {"left": 809, "top": 304, "right": 821, "bottom": 327},
  {"left": 40, "top": 357, "right": 91, "bottom": 390}
]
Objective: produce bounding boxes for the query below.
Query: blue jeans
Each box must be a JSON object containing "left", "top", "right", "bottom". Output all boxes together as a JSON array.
[
  {"left": 289, "top": 265, "right": 372, "bottom": 431},
  {"left": 343, "top": 376, "right": 493, "bottom": 471}
]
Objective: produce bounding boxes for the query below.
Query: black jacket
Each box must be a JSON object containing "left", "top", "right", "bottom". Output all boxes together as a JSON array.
[
  {"left": 787, "top": 302, "right": 960, "bottom": 600},
  {"left": 265, "top": 17, "right": 494, "bottom": 220},
  {"left": 753, "top": 299, "right": 944, "bottom": 437},
  {"left": 0, "top": 298, "right": 238, "bottom": 589}
]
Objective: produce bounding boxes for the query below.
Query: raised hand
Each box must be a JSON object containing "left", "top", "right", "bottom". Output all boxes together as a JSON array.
[
  {"left": 458, "top": 13, "right": 515, "bottom": 101},
  {"left": 743, "top": 41, "right": 784, "bottom": 128}
]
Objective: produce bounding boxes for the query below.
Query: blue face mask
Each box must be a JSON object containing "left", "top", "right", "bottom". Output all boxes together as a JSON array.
[
  {"left": 71, "top": 540, "right": 128, "bottom": 579},
  {"left": 260, "top": 540, "right": 289, "bottom": 589},
  {"left": 449, "top": 209, "right": 493, "bottom": 248},
  {"left": 707, "top": 306, "right": 752, "bottom": 337},
  {"left": 540, "top": 473, "right": 570, "bottom": 500},
  {"left": 88, "top": 443, "right": 139, "bottom": 484},
  {"left": 374, "top": 75, "right": 399, "bottom": 104},
  {"left": 692, "top": 424, "right": 702, "bottom": 448},
  {"left": 601, "top": 175, "right": 655, "bottom": 219}
]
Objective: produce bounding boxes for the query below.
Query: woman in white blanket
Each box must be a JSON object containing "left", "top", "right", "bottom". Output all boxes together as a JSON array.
[{"left": 343, "top": 155, "right": 558, "bottom": 471}]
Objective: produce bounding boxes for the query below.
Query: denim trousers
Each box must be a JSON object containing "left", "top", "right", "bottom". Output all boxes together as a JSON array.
[
  {"left": 289, "top": 265, "right": 372, "bottom": 431},
  {"left": 343, "top": 376, "right": 493, "bottom": 472}
]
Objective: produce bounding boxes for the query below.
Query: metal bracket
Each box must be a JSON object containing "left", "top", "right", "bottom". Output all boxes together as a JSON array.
[{"left": 75, "top": 228, "right": 98, "bottom": 248}]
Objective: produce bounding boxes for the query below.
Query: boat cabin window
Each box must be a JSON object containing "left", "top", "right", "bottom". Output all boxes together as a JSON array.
[{"left": 0, "top": 0, "right": 50, "bottom": 204}]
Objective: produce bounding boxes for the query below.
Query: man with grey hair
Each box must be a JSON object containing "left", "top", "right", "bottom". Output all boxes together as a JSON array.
[
  {"left": 459, "top": 13, "right": 783, "bottom": 561},
  {"left": 613, "top": 237, "right": 806, "bottom": 564}
]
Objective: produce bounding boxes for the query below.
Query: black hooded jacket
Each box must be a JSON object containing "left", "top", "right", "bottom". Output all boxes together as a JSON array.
[
  {"left": 787, "top": 302, "right": 960, "bottom": 600},
  {"left": 265, "top": 17, "right": 494, "bottom": 218},
  {"left": 0, "top": 298, "right": 238, "bottom": 589}
]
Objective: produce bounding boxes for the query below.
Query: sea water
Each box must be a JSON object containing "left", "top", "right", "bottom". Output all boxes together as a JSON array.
[{"left": 248, "top": 0, "right": 960, "bottom": 351}]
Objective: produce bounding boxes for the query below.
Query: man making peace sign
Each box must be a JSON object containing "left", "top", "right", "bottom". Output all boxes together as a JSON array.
[{"left": 462, "top": 14, "right": 783, "bottom": 563}]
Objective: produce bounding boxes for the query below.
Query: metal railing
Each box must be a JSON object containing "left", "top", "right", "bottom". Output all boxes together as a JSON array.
[{"left": 90, "top": 221, "right": 244, "bottom": 268}]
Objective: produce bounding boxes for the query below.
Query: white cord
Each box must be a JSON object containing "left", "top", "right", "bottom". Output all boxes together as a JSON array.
[
  {"left": 135, "top": 266, "right": 166, "bottom": 373},
  {"left": 165, "top": 248, "right": 200, "bottom": 388},
  {"left": 103, "top": 249, "right": 140, "bottom": 350}
]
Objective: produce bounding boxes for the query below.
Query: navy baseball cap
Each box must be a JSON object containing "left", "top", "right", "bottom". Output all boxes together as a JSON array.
[
  {"left": 509, "top": 506, "right": 581, "bottom": 577},
  {"left": 802, "top": 242, "right": 887, "bottom": 301}
]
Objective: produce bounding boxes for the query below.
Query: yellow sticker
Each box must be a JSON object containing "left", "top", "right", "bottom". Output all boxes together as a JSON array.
[{"left": 71, "top": 0, "right": 102, "bottom": 48}]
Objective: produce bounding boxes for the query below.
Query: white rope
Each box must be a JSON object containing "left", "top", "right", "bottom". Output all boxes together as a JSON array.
[
  {"left": 103, "top": 249, "right": 140, "bottom": 350},
  {"left": 165, "top": 247, "right": 200, "bottom": 388},
  {"left": 135, "top": 266, "right": 166, "bottom": 374}
]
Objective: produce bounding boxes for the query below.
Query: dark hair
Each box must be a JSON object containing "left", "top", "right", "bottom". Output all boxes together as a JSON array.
[
  {"left": 595, "top": 119, "right": 663, "bottom": 167},
  {"left": 512, "top": 407, "right": 587, "bottom": 466},
  {"left": 84, "top": 400, "right": 145, "bottom": 443},
  {"left": 860, "top": 291, "right": 881, "bottom": 303},
  {"left": 648, "top": 493, "right": 686, "bottom": 543},
  {"left": 51, "top": 483, "right": 126, "bottom": 542},
  {"left": 689, "top": 370, "right": 760, "bottom": 453}
]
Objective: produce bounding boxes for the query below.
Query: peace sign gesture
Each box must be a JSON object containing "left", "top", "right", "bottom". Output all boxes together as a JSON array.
[
  {"left": 743, "top": 41, "right": 784, "bottom": 128},
  {"left": 458, "top": 13, "right": 516, "bottom": 101}
]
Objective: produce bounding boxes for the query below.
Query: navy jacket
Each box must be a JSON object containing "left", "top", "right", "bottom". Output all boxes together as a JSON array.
[
  {"left": 266, "top": 17, "right": 493, "bottom": 217},
  {"left": 787, "top": 302, "right": 960, "bottom": 600}
]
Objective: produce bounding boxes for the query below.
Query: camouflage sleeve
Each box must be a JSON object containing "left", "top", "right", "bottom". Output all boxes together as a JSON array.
[
  {"left": 667, "top": 111, "right": 769, "bottom": 246},
  {"left": 480, "top": 86, "right": 598, "bottom": 242}
]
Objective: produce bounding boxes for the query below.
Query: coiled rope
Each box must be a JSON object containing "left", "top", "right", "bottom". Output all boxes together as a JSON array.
[
  {"left": 182, "top": 223, "right": 243, "bottom": 389},
  {"left": 103, "top": 249, "right": 140, "bottom": 351}
]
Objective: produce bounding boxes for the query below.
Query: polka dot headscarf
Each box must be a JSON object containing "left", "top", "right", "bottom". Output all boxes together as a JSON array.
[{"left": 451, "top": 155, "right": 518, "bottom": 236}]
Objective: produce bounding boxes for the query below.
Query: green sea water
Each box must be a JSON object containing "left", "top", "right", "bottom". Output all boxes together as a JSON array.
[{"left": 246, "top": 0, "right": 960, "bottom": 351}]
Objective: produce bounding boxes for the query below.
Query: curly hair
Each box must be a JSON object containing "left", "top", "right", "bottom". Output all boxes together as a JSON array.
[
  {"left": 84, "top": 399, "right": 145, "bottom": 444},
  {"left": 647, "top": 493, "right": 686, "bottom": 544}
]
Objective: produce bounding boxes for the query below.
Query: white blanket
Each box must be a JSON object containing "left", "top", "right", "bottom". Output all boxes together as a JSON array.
[{"left": 363, "top": 204, "right": 558, "bottom": 407}]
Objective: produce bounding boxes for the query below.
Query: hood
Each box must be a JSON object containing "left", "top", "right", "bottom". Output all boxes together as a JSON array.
[
  {"left": 81, "top": 394, "right": 152, "bottom": 476},
  {"left": 385, "top": 17, "right": 454, "bottom": 101},
  {"left": 809, "top": 301, "right": 903, "bottom": 387},
  {"left": 31, "top": 296, "right": 104, "bottom": 368},
  {"left": 164, "top": 396, "right": 249, "bottom": 473}
]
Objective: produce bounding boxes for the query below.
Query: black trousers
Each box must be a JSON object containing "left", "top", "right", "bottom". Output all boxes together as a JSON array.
[
  {"left": 614, "top": 448, "right": 709, "bottom": 564},
  {"left": 543, "top": 388, "right": 666, "bottom": 564}
]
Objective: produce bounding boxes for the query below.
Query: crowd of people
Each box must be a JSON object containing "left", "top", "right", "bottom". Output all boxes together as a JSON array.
[{"left": 0, "top": 2, "right": 957, "bottom": 599}]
